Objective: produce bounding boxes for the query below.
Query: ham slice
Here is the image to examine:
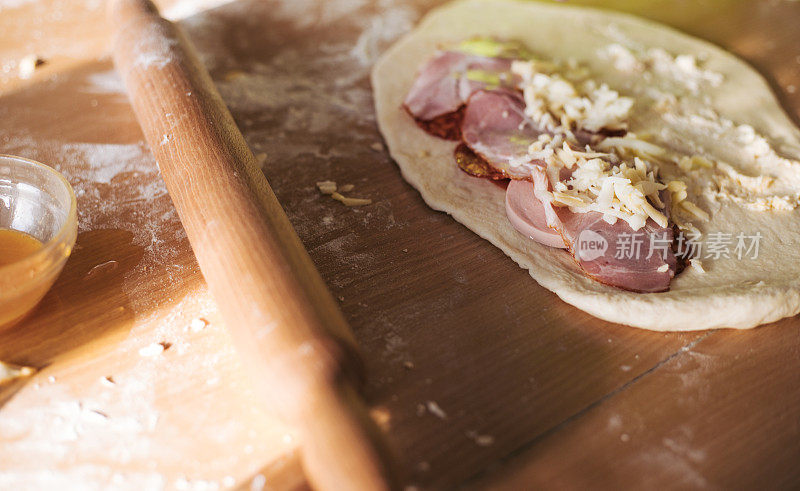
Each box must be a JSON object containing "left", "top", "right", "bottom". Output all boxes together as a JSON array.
[
  {"left": 403, "top": 51, "right": 514, "bottom": 139},
  {"left": 461, "top": 90, "right": 547, "bottom": 179},
  {"left": 531, "top": 167, "right": 676, "bottom": 293},
  {"left": 403, "top": 48, "right": 676, "bottom": 292},
  {"left": 505, "top": 180, "right": 566, "bottom": 248}
]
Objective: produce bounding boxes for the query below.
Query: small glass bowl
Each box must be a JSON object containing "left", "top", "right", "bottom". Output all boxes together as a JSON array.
[{"left": 0, "top": 154, "right": 77, "bottom": 329}]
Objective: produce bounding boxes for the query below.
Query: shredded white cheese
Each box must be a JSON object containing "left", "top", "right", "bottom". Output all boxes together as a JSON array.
[
  {"left": 689, "top": 258, "right": 706, "bottom": 273},
  {"left": 331, "top": 192, "right": 372, "bottom": 207},
  {"left": 596, "top": 135, "right": 666, "bottom": 160},
  {"left": 512, "top": 60, "right": 634, "bottom": 133},
  {"left": 677, "top": 155, "right": 714, "bottom": 172},
  {"left": 531, "top": 136, "right": 673, "bottom": 230},
  {"left": 317, "top": 181, "right": 371, "bottom": 206},
  {"left": 508, "top": 46, "right": 718, "bottom": 230},
  {"left": 316, "top": 180, "right": 337, "bottom": 194}
]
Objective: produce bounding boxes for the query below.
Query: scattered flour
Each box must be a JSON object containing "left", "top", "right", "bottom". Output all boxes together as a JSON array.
[
  {"left": 636, "top": 426, "right": 708, "bottom": 488},
  {"left": 425, "top": 400, "right": 448, "bottom": 420},
  {"left": 138, "top": 342, "right": 166, "bottom": 357},
  {"left": 465, "top": 430, "right": 495, "bottom": 447},
  {"left": 0, "top": 0, "right": 423, "bottom": 488},
  {"left": 60, "top": 142, "right": 154, "bottom": 184},
  {"left": 161, "top": 0, "right": 236, "bottom": 21},
  {"left": 0, "top": 0, "right": 35, "bottom": 12},
  {"left": 82, "top": 69, "right": 126, "bottom": 95}
]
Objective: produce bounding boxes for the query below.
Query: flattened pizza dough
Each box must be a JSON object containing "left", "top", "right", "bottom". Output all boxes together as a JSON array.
[{"left": 372, "top": 0, "right": 800, "bottom": 330}]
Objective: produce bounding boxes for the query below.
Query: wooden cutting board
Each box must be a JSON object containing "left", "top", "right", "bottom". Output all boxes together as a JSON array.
[{"left": 0, "top": 0, "right": 798, "bottom": 489}]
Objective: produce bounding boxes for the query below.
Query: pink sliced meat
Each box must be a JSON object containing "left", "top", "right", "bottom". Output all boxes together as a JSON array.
[
  {"left": 532, "top": 167, "right": 676, "bottom": 293},
  {"left": 561, "top": 212, "right": 675, "bottom": 293},
  {"left": 403, "top": 51, "right": 514, "bottom": 122},
  {"left": 461, "top": 90, "right": 548, "bottom": 179},
  {"left": 505, "top": 180, "right": 567, "bottom": 249}
]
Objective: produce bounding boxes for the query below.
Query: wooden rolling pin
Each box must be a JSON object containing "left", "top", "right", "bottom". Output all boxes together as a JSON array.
[{"left": 108, "top": 1, "right": 394, "bottom": 489}]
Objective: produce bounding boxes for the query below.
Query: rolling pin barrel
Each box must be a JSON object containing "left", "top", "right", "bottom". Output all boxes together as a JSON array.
[{"left": 108, "top": 0, "right": 393, "bottom": 488}]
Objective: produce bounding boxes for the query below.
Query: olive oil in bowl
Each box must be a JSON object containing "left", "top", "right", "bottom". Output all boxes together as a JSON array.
[{"left": 0, "top": 229, "right": 43, "bottom": 267}]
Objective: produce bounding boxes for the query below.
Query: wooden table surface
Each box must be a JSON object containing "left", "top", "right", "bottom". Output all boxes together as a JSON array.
[{"left": 1, "top": 0, "right": 799, "bottom": 489}]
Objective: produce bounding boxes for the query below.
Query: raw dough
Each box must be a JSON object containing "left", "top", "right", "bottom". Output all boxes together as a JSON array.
[{"left": 372, "top": 0, "right": 800, "bottom": 330}]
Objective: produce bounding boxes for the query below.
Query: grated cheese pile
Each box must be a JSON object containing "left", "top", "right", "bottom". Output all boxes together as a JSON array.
[
  {"left": 511, "top": 60, "right": 634, "bottom": 134},
  {"left": 508, "top": 49, "right": 712, "bottom": 231},
  {"left": 530, "top": 134, "right": 708, "bottom": 230}
]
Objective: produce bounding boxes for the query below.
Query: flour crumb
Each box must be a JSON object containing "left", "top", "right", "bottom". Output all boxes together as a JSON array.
[
  {"left": 466, "top": 430, "right": 495, "bottom": 447},
  {"left": 620, "top": 365, "right": 632, "bottom": 372},
  {"left": 250, "top": 474, "right": 266, "bottom": 491},
  {"left": 18, "top": 54, "right": 44, "bottom": 79},
  {"left": 403, "top": 360, "right": 415, "bottom": 370},
  {"left": 254, "top": 152, "right": 267, "bottom": 167},
  {"left": 426, "top": 400, "right": 447, "bottom": 419},
  {"left": 338, "top": 183, "right": 355, "bottom": 193},
  {"left": 788, "top": 84, "right": 797, "bottom": 94},
  {"left": 189, "top": 317, "right": 208, "bottom": 332},
  {"left": 370, "top": 142, "right": 384, "bottom": 152},
  {"left": 138, "top": 342, "right": 169, "bottom": 357},
  {"left": 621, "top": 433, "right": 631, "bottom": 442}
]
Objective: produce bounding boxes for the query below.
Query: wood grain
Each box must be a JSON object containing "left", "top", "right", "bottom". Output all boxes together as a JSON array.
[
  {"left": 0, "top": 0, "right": 798, "bottom": 489},
  {"left": 108, "top": 0, "right": 393, "bottom": 489}
]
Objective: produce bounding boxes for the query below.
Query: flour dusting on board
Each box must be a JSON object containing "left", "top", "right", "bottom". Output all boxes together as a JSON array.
[
  {"left": 0, "top": 0, "right": 421, "bottom": 488},
  {"left": 82, "top": 69, "right": 126, "bottom": 95},
  {"left": 181, "top": 0, "right": 416, "bottom": 137},
  {"left": 0, "top": 285, "right": 286, "bottom": 489},
  {"left": 0, "top": 134, "right": 181, "bottom": 269},
  {"left": 161, "top": 0, "right": 236, "bottom": 20},
  {"left": 176, "top": 0, "right": 416, "bottom": 243},
  {"left": 61, "top": 142, "right": 155, "bottom": 184},
  {"left": 0, "top": 0, "right": 35, "bottom": 12}
]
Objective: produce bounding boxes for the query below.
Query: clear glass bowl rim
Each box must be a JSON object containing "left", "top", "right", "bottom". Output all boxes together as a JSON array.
[{"left": 0, "top": 153, "right": 78, "bottom": 275}]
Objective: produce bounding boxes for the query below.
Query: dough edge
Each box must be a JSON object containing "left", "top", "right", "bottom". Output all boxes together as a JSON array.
[{"left": 371, "top": 0, "right": 800, "bottom": 331}]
